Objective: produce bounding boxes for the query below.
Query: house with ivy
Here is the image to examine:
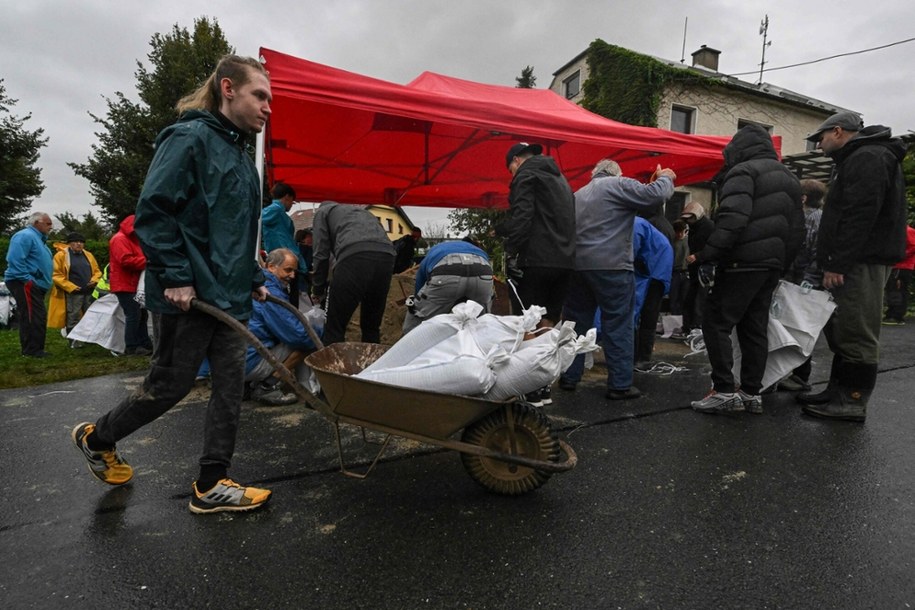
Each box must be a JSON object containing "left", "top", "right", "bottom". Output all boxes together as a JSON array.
[{"left": 550, "top": 40, "right": 854, "bottom": 213}]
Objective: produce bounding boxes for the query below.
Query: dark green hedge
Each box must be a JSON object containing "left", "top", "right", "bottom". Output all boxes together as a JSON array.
[{"left": 0, "top": 237, "right": 110, "bottom": 277}]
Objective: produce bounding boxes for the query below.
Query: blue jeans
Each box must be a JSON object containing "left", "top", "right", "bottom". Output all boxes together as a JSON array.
[{"left": 561, "top": 270, "right": 636, "bottom": 391}]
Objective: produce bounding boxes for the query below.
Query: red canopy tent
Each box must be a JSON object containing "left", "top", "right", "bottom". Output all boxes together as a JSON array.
[{"left": 260, "top": 47, "right": 734, "bottom": 209}]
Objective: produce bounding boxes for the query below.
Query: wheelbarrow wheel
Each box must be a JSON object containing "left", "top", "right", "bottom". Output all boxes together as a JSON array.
[{"left": 460, "top": 402, "right": 560, "bottom": 495}]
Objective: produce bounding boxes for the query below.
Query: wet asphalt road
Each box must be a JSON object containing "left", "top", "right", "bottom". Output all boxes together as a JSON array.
[{"left": 1, "top": 325, "right": 913, "bottom": 609}]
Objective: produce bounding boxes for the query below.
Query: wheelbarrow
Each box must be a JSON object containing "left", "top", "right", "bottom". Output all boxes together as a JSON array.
[{"left": 192, "top": 296, "right": 577, "bottom": 496}]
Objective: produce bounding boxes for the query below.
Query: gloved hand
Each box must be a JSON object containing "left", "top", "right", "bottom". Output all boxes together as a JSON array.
[
  {"left": 698, "top": 263, "right": 716, "bottom": 289},
  {"left": 506, "top": 256, "right": 524, "bottom": 281}
]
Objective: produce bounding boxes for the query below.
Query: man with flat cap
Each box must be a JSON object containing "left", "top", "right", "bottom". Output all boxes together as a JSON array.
[
  {"left": 798, "top": 111, "right": 908, "bottom": 422},
  {"left": 494, "top": 142, "right": 576, "bottom": 406},
  {"left": 49, "top": 231, "right": 101, "bottom": 346}
]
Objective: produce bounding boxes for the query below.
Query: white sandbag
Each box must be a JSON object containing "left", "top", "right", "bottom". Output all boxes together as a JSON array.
[
  {"left": 485, "top": 323, "right": 599, "bottom": 400},
  {"left": 731, "top": 280, "right": 836, "bottom": 391},
  {"left": 67, "top": 294, "right": 126, "bottom": 353},
  {"left": 0, "top": 293, "right": 10, "bottom": 327},
  {"left": 466, "top": 305, "right": 546, "bottom": 354},
  {"left": 363, "top": 300, "right": 484, "bottom": 372},
  {"left": 134, "top": 270, "right": 146, "bottom": 307},
  {"left": 356, "top": 349, "right": 507, "bottom": 395},
  {"left": 661, "top": 314, "right": 683, "bottom": 338}
]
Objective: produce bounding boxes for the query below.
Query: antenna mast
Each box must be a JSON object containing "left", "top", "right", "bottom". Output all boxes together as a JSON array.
[
  {"left": 758, "top": 14, "right": 772, "bottom": 84},
  {"left": 681, "top": 17, "right": 688, "bottom": 63}
]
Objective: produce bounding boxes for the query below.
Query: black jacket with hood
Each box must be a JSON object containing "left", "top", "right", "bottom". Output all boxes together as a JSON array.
[
  {"left": 816, "top": 125, "right": 907, "bottom": 274},
  {"left": 697, "top": 124, "right": 804, "bottom": 271},
  {"left": 495, "top": 155, "right": 576, "bottom": 269}
]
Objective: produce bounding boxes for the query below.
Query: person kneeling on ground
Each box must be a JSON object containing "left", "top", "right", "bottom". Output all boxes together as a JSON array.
[
  {"left": 402, "top": 236, "right": 493, "bottom": 334},
  {"left": 245, "top": 248, "right": 323, "bottom": 405}
]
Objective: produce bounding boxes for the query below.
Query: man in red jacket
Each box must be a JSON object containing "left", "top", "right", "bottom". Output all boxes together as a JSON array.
[{"left": 109, "top": 214, "right": 152, "bottom": 355}]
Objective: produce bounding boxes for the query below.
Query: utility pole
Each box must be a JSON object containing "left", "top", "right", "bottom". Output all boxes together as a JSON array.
[{"left": 758, "top": 14, "right": 772, "bottom": 85}]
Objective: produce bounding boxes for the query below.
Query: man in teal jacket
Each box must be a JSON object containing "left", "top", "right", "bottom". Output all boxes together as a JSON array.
[
  {"left": 4, "top": 211, "right": 54, "bottom": 357},
  {"left": 72, "top": 55, "right": 274, "bottom": 514},
  {"left": 262, "top": 182, "right": 307, "bottom": 306}
]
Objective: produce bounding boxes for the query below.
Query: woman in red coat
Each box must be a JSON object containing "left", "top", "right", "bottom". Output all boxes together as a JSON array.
[{"left": 109, "top": 215, "right": 152, "bottom": 355}]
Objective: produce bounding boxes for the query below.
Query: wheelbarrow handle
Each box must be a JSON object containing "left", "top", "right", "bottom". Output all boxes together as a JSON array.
[
  {"left": 263, "top": 293, "right": 325, "bottom": 351},
  {"left": 189, "top": 298, "right": 308, "bottom": 402}
]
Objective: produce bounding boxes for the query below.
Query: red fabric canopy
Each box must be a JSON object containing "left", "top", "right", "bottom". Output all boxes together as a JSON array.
[{"left": 261, "top": 47, "right": 733, "bottom": 209}]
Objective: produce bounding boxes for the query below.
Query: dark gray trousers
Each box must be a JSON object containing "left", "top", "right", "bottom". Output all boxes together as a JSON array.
[{"left": 94, "top": 310, "right": 247, "bottom": 473}]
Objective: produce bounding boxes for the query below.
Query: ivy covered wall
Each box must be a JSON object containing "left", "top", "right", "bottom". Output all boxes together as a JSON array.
[{"left": 581, "top": 38, "right": 713, "bottom": 127}]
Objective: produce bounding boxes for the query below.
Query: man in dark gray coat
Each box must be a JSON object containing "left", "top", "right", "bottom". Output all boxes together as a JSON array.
[
  {"left": 311, "top": 201, "right": 395, "bottom": 345},
  {"left": 494, "top": 142, "right": 576, "bottom": 406}
]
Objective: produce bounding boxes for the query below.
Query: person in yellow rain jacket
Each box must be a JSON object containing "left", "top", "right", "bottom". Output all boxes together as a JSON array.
[{"left": 49, "top": 232, "right": 101, "bottom": 347}]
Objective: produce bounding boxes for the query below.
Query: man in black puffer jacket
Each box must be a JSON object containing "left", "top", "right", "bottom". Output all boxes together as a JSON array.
[
  {"left": 797, "top": 112, "right": 907, "bottom": 422},
  {"left": 691, "top": 124, "right": 804, "bottom": 415}
]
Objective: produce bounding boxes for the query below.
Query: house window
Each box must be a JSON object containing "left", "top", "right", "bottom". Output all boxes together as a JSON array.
[
  {"left": 563, "top": 71, "right": 581, "bottom": 99},
  {"left": 386, "top": 218, "right": 393, "bottom": 232},
  {"left": 737, "top": 118, "right": 773, "bottom": 133},
  {"left": 670, "top": 105, "right": 695, "bottom": 134}
]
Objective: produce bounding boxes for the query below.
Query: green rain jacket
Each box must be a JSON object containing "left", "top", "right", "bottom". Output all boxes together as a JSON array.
[{"left": 134, "top": 110, "right": 264, "bottom": 320}]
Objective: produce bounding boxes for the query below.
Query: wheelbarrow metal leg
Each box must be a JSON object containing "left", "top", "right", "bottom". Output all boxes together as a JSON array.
[{"left": 333, "top": 420, "right": 393, "bottom": 479}]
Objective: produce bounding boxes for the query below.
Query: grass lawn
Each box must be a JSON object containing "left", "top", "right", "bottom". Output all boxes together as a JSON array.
[{"left": 0, "top": 327, "right": 150, "bottom": 390}]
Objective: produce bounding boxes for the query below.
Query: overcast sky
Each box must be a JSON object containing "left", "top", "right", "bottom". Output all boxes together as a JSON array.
[{"left": 3, "top": 0, "right": 913, "bottom": 232}]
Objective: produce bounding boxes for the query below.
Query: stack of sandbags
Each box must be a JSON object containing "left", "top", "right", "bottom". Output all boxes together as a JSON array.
[{"left": 355, "top": 301, "right": 597, "bottom": 399}]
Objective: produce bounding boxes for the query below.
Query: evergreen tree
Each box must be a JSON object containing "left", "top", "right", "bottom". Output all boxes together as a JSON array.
[
  {"left": 0, "top": 80, "right": 47, "bottom": 235},
  {"left": 515, "top": 66, "right": 537, "bottom": 89},
  {"left": 69, "top": 17, "right": 233, "bottom": 225},
  {"left": 51, "top": 211, "right": 110, "bottom": 242}
]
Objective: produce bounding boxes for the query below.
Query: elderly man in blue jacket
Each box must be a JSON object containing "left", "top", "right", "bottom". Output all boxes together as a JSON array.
[
  {"left": 4, "top": 211, "right": 54, "bottom": 358},
  {"left": 245, "top": 248, "right": 322, "bottom": 404}
]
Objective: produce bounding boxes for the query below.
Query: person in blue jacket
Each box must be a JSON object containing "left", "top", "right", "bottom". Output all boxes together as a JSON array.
[
  {"left": 72, "top": 55, "right": 274, "bottom": 514},
  {"left": 262, "top": 182, "right": 307, "bottom": 306},
  {"left": 403, "top": 237, "right": 493, "bottom": 333},
  {"left": 4, "top": 212, "right": 54, "bottom": 357},
  {"left": 632, "top": 216, "right": 673, "bottom": 367},
  {"left": 245, "top": 248, "right": 323, "bottom": 404}
]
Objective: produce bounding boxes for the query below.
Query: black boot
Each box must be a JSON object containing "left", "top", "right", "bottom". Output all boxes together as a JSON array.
[
  {"left": 802, "top": 362, "right": 875, "bottom": 423},
  {"left": 796, "top": 355, "right": 842, "bottom": 406}
]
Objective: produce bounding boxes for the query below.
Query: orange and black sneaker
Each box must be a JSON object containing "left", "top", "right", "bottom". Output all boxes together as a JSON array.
[
  {"left": 189, "top": 479, "right": 272, "bottom": 514},
  {"left": 71, "top": 422, "right": 134, "bottom": 485}
]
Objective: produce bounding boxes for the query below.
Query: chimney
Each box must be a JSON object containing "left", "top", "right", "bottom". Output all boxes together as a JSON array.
[{"left": 691, "top": 45, "right": 721, "bottom": 71}]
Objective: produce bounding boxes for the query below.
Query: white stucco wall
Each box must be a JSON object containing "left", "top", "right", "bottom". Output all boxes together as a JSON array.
[{"left": 657, "top": 83, "right": 831, "bottom": 155}]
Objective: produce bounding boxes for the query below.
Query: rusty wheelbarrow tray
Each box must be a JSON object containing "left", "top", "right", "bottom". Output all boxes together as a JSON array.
[{"left": 192, "top": 297, "right": 577, "bottom": 496}]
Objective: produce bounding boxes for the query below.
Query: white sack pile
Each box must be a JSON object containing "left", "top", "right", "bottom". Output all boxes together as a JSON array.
[{"left": 356, "top": 301, "right": 598, "bottom": 399}]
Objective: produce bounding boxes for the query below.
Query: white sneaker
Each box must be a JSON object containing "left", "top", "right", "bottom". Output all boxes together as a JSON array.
[
  {"left": 737, "top": 390, "right": 763, "bottom": 414},
  {"left": 691, "top": 390, "right": 742, "bottom": 413}
]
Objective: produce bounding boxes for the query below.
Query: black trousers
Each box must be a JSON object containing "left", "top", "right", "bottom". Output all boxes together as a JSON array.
[
  {"left": 884, "top": 268, "right": 911, "bottom": 321},
  {"left": 702, "top": 269, "right": 779, "bottom": 395},
  {"left": 682, "top": 272, "right": 707, "bottom": 331},
  {"left": 323, "top": 251, "right": 394, "bottom": 344},
  {"left": 7, "top": 279, "right": 47, "bottom": 356},
  {"left": 635, "top": 279, "right": 665, "bottom": 362}
]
